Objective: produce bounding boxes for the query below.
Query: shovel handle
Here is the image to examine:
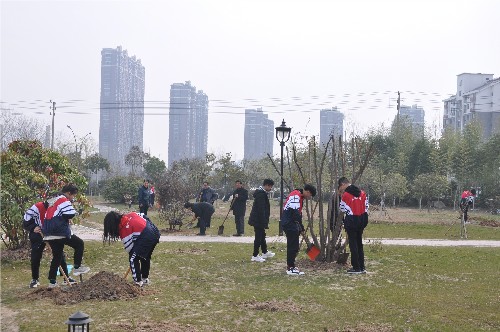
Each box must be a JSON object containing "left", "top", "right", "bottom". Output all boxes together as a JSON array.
[
  {"left": 59, "top": 266, "right": 72, "bottom": 286},
  {"left": 124, "top": 266, "right": 131, "bottom": 279}
]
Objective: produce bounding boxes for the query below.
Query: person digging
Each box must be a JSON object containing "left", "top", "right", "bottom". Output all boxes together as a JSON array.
[{"left": 103, "top": 211, "right": 160, "bottom": 287}]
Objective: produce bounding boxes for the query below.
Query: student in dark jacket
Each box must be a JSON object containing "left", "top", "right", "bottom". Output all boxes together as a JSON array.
[
  {"left": 138, "top": 179, "right": 151, "bottom": 215},
  {"left": 231, "top": 180, "right": 249, "bottom": 236},
  {"left": 281, "top": 184, "right": 317, "bottom": 276},
  {"left": 338, "top": 177, "right": 369, "bottom": 274},
  {"left": 184, "top": 202, "right": 215, "bottom": 236},
  {"left": 248, "top": 179, "right": 275, "bottom": 262}
]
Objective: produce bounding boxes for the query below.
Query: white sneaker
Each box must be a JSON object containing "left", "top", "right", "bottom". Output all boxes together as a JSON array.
[
  {"left": 29, "top": 279, "right": 40, "bottom": 288},
  {"left": 142, "top": 278, "right": 151, "bottom": 286},
  {"left": 261, "top": 251, "right": 275, "bottom": 258},
  {"left": 48, "top": 281, "right": 58, "bottom": 288},
  {"left": 287, "top": 267, "right": 305, "bottom": 276},
  {"left": 135, "top": 280, "right": 143, "bottom": 287},
  {"left": 73, "top": 266, "right": 90, "bottom": 276},
  {"left": 251, "top": 255, "right": 266, "bottom": 262}
]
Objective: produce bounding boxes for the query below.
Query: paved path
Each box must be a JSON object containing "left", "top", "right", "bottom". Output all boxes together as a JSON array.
[{"left": 72, "top": 225, "right": 500, "bottom": 247}]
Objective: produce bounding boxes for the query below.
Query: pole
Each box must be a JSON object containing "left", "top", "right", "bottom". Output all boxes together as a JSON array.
[
  {"left": 279, "top": 141, "right": 284, "bottom": 236},
  {"left": 50, "top": 100, "right": 56, "bottom": 149}
]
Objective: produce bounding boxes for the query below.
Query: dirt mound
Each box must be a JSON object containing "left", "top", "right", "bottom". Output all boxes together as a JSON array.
[
  {"left": 472, "top": 216, "right": 500, "bottom": 227},
  {"left": 111, "top": 320, "right": 198, "bottom": 332},
  {"left": 240, "top": 299, "right": 302, "bottom": 313},
  {"left": 29, "top": 271, "right": 147, "bottom": 304}
]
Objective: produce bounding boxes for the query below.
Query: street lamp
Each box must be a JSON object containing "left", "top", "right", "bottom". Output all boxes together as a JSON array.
[
  {"left": 275, "top": 119, "right": 291, "bottom": 236},
  {"left": 67, "top": 125, "right": 78, "bottom": 156}
]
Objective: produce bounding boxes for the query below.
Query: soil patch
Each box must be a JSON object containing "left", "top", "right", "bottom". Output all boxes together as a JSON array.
[
  {"left": 110, "top": 320, "right": 198, "bottom": 332},
  {"left": 326, "top": 323, "right": 393, "bottom": 332},
  {"left": 166, "top": 248, "right": 209, "bottom": 255},
  {"left": 296, "top": 258, "right": 347, "bottom": 271},
  {"left": 0, "top": 247, "right": 31, "bottom": 262},
  {"left": 240, "top": 299, "right": 302, "bottom": 313},
  {"left": 29, "top": 271, "right": 149, "bottom": 304}
]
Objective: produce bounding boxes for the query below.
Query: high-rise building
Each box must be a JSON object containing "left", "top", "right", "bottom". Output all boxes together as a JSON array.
[
  {"left": 168, "top": 81, "right": 208, "bottom": 166},
  {"left": 244, "top": 108, "right": 274, "bottom": 160},
  {"left": 320, "top": 107, "right": 344, "bottom": 146},
  {"left": 443, "top": 73, "right": 500, "bottom": 140},
  {"left": 99, "top": 46, "right": 145, "bottom": 172},
  {"left": 397, "top": 104, "right": 425, "bottom": 135}
]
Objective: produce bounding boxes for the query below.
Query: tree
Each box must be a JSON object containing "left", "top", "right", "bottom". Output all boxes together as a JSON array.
[
  {"left": 102, "top": 175, "right": 142, "bottom": 204},
  {"left": 84, "top": 153, "right": 110, "bottom": 195},
  {"left": 0, "top": 140, "right": 88, "bottom": 249},
  {"left": 0, "top": 112, "right": 46, "bottom": 150},
  {"left": 385, "top": 172, "right": 408, "bottom": 206},
  {"left": 411, "top": 173, "right": 449, "bottom": 210},
  {"left": 143, "top": 156, "right": 166, "bottom": 184},
  {"left": 125, "top": 146, "right": 149, "bottom": 175},
  {"left": 209, "top": 153, "right": 245, "bottom": 194}
]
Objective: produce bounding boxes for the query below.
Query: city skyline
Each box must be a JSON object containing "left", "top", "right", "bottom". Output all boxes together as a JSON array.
[{"left": 2, "top": 0, "right": 500, "bottom": 161}]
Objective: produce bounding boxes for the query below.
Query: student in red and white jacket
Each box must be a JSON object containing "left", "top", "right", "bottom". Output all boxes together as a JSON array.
[
  {"left": 42, "top": 184, "right": 90, "bottom": 287},
  {"left": 460, "top": 189, "right": 476, "bottom": 222},
  {"left": 104, "top": 211, "right": 160, "bottom": 287},
  {"left": 338, "top": 177, "right": 369, "bottom": 274}
]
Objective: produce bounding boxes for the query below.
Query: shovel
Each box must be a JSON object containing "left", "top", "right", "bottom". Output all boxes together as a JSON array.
[
  {"left": 218, "top": 198, "right": 234, "bottom": 236},
  {"left": 301, "top": 232, "right": 320, "bottom": 261}
]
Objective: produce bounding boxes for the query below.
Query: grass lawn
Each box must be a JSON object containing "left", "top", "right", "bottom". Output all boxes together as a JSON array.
[
  {"left": 1, "top": 241, "right": 499, "bottom": 331},
  {"left": 82, "top": 199, "right": 500, "bottom": 241}
]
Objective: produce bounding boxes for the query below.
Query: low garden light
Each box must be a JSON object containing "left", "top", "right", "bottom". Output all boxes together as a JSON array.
[{"left": 65, "top": 311, "right": 92, "bottom": 332}]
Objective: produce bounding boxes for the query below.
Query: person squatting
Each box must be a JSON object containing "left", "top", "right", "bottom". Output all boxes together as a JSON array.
[{"left": 104, "top": 211, "right": 160, "bottom": 287}]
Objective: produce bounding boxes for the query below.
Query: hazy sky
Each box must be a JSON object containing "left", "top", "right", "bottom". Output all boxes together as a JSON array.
[{"left": 2, "top": 0, "right": 500, "bottom": 162}]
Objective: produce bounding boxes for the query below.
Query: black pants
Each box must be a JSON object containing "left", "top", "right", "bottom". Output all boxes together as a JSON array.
[
  {"left": 235, "top": 214, "right": 245, "bottom": 235},
  {"left": 345, "top": 227, "right": 365, "bottom": 271},
  {"left": 285, "top": 230, "right": 300, "bottom": 268},
  {"left": 460, "top": 199, "right": 470, "bottom": 222},
  {"left": 47, "top": 235, "right": 84, "bottom": 281},
  {"left": 129, "top": 243, "right": 157, "bottom": 282},
  {"left": 253, "top": 226, "right": 268, "bottom": 256},
  {"left": 140, "top": 204, "right": 149, "bottom": 216}
]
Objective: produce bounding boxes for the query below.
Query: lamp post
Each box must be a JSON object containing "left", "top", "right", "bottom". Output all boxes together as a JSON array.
[{"left": 275, "top": 119, "right": 291, "bottom": 236}]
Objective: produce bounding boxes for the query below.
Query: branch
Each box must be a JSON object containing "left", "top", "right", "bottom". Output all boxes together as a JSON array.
[{"left": 266, "top": 153, "right": 291, "bottom": 192}]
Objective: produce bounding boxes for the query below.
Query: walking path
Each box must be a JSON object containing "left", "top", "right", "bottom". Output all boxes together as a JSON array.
[{"left": 72, "top": 224, "right": 500, "bottom": 247}]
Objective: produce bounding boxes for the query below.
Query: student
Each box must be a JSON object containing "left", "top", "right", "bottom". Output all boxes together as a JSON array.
[
  {"left": 231, "top": 180, "right": 249, "bottom": 236},
  {"left": 103, "top": 211, "right": 160, "bottom": 287},
  {"left": 184, "top": 202, "right": 215, "bottom": 236},
  {"left": 42, "top": 184, "right": 90, "bottom": 287},
  {"left": 281, "top": 184, "right": 317, "bottom": 275},
  {"left": 460, "top": 189, "right": 476, "bottom": 222},
  {"left": 23, "top": 199, "right": 75, "bottom": 288},
  {"left": 248, "top": 179, "right": 275, "bottom": 262},
  {"left": 338, "top": 177, "right": 369, "bottom": 274}
]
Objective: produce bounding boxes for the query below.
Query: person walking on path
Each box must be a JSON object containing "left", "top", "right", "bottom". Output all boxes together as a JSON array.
[
  {"left": 184, "top": 202, "right": 215, "bottom": 236},
  {"left": 281, "top": 184, "right": 317, "bottom": 276},
  {"left": 104, "top": 211, "right": 160, "bottom": 287},
  {"left": 42, "top": 184, "right": 90, "bottom": 287},
  {"left": 23, "top": 199, "right": 75, "bottom": 288},
  {"left": 231, "top": 180, "right": 248, "bottom": 236},
  {"left": 248, "top": 179, "right": 275, "bottom": 262},
  {"left": 460, "top": 189, "right": 476, "bottom": 223},
  {"left": 338, "top": 177, "right": 369, "bottom": 274},
  {"left": 138, "top": 179, "right": 151, "bottom": 216}
]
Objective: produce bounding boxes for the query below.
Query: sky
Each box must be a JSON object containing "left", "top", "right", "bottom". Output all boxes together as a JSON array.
[{"left": 2, "top": 0, "right": 500, "bottom": 162}]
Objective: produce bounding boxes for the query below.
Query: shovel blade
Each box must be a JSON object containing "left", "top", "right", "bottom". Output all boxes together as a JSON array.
[
  {"left": 306, "top": 244, "right": 320, "bottom": 261},
  {"left": 217, "top": 225, "right": 224, "bottom": 235}
]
